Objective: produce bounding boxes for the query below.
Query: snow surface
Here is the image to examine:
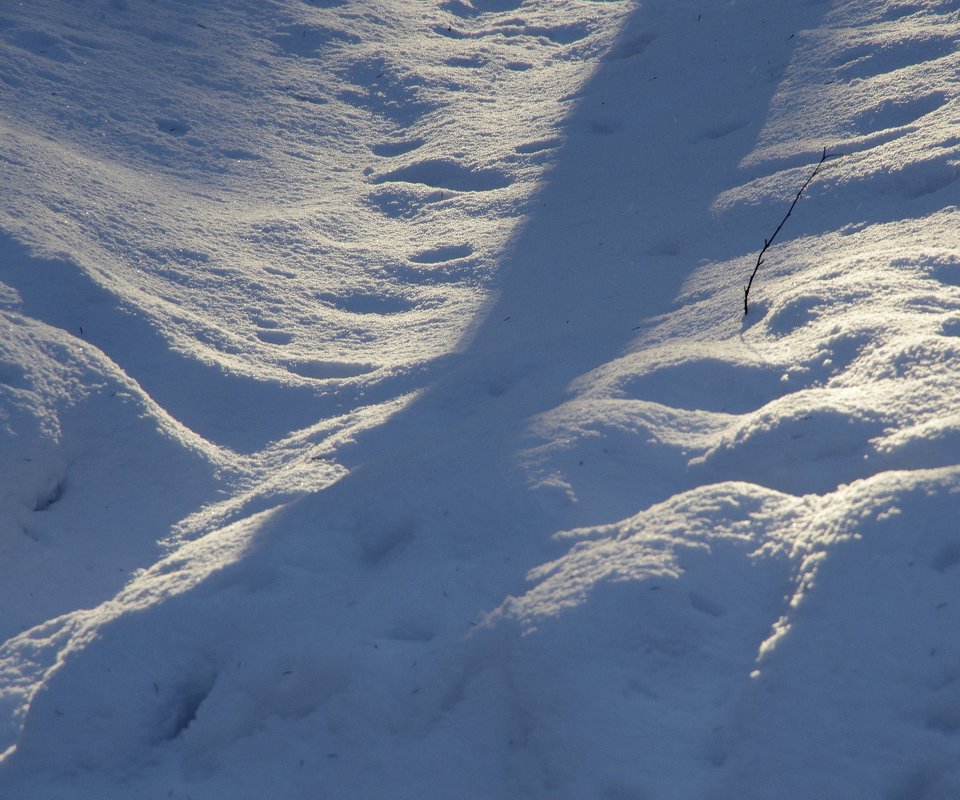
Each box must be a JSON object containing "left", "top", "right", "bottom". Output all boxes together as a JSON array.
[{"left": 1, "top": 0, "right": 960, "bottom": 797}]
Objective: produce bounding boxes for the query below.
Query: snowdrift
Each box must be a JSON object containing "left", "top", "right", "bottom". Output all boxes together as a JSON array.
[{"left": 2, "top": 0, "right": 960, "bottom": 797}]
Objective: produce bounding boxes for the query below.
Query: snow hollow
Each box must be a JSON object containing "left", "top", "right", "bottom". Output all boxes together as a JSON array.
[{"left": 2, "top": 0, "right": 960, "bottom": 797}]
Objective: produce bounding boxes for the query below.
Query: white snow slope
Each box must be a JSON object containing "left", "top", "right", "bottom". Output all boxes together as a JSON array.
[{"left": 2, "top": 0, "right": 960, "bottom": 797}]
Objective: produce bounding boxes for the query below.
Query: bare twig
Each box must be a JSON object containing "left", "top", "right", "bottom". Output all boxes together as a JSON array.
[{"left": 743, "top": 147, "right": 838, "bottom": 315}]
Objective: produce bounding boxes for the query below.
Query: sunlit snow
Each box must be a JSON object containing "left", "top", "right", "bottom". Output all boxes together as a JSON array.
[{"left": 2, "top": 0, "right": 960, "bottom": 797}]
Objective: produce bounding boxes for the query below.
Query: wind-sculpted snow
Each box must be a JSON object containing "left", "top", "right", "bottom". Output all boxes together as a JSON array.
[{"left": 2, "top": 0, "right": 960, "bottom": 798}]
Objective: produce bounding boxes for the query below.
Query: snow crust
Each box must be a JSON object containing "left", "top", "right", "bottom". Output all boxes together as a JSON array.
[{"left": 2, "top": 0, "right": 960, "bottom": 797}]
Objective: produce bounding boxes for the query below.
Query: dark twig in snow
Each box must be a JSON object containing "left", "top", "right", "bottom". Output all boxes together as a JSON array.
[{"left": 743, "top": 147, "right": 839, "bottom": 315}]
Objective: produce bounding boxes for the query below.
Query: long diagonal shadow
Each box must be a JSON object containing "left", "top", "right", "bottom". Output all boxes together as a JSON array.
[
  {"left": 0, "top": 0, "right": 837, "bottom": 783},
  {"left": 239, "top": 1, "right": 841, "bottom": 617}
]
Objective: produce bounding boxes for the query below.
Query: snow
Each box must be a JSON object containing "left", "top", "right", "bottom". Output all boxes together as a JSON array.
[{"left": 1, "top": 0, "right": 960, "bottom": 797}]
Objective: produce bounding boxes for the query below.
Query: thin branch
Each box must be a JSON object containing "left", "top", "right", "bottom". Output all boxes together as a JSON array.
[{"left": 743, "top": 147, "right": 838, "bottom": 316}]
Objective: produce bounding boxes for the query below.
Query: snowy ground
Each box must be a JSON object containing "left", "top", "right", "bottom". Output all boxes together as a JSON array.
[{"left": 1, "top": 0, "right": 960, "bottom": 797}]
